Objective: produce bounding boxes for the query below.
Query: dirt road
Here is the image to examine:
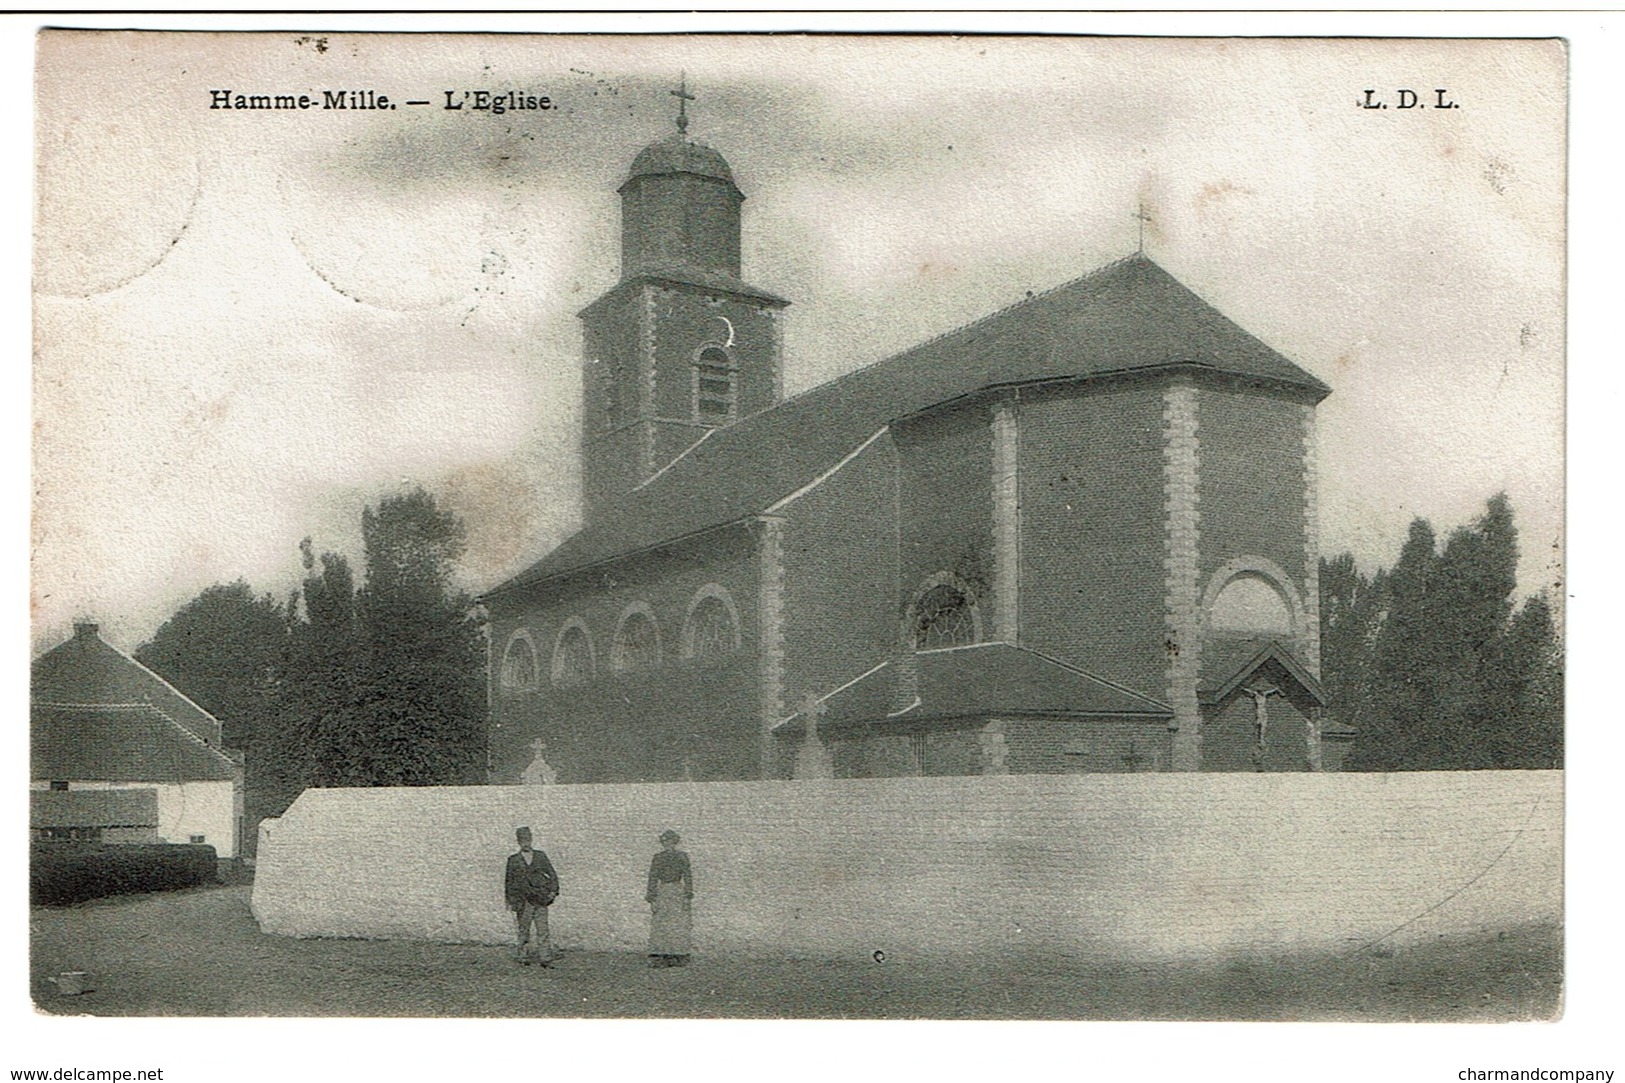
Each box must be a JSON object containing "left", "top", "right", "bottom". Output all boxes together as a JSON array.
[{"left": 30, "top": 884, "right": 1560, "bottom": 1020}]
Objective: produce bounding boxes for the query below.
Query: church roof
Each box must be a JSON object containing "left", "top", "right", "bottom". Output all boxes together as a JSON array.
[
  {"left": 488, "top": 253, "right": 1330, "bottom": 596},
  {"left": 32, "top": 624, "right": 223, "bottom": 746},
  {"left": 776, "top": 642, "right": 1172, "bottom": 731},
  {"left": 624, "top": 135, "right": 738, "bottom": 188}
]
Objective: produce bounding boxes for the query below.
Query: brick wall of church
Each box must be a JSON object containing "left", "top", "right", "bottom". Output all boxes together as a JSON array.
[
  {"left": 1017, "top": 381, "right": 1169, "bottom": 698},
  {"left": 825, "top": 717, "right": 1174, "bottom": 778},
  {"left": 1196, "top": 385, "right": 1312, "bottom": 610},
  {"left": 488, "top": 527, "right": 762, "bottom": 785},
  {"left": 778, "top": 433, "right": 900, "bottom": 724},
  {"left": 1200, "top": 686, "right": 1320, "bottom": 773},
  {"left": 580, "top": 288, "right": 651, "bottom": 513},
  {"left": 893, "top": 403, "right": 995, "bottom": 620},
  {"left": 648, "top": 284, "right": 781, "bottom": 426},
  {"left": 1002, "top": 718, "right": 1174, "bottom": 774}
]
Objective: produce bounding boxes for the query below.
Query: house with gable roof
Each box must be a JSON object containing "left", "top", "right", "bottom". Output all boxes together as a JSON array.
[
  {"left": 482, "top": 109, "right": 1350, "bottom": 784},
  {"left": 31, "top": 622, "right": 243, "bottom": 857}
]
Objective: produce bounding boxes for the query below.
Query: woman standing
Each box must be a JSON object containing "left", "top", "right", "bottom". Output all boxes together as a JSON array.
[{"left": 646, "top": 829, "right": 693, "bottom": 968}]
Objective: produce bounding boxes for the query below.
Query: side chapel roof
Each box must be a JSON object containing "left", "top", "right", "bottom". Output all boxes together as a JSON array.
[
  {"left": 488, "top": 254, "right": 1330, "bottom": 597},
  {"left": 774, "top": 642, "right": 1173, "bottom": 731}
]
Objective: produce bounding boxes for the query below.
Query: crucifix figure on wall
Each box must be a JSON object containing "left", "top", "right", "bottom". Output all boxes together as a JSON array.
[{"left": 1242, "top": 682, "right": 1281, "bottom": 770}]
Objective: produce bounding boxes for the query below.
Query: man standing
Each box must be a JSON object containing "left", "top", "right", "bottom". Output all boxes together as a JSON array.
[{"left": 504, "top": 826, "right": 559, "bottom": 966}]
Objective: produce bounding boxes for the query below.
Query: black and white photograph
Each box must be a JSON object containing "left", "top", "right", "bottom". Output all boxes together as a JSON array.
[{"left": 16, "top": 14, "right": 1614, "bottom": 1081}]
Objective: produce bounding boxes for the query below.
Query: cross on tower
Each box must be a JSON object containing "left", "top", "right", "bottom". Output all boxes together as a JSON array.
[
  {"left": 671, "top": 75, "right": 695, "bottom": 136},
  {"left": 1134, "top": 202, "right": 1154, "bottom": 253}
]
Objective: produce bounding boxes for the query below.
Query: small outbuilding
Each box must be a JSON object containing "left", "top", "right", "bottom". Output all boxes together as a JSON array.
[{"left": 31, "top": 622, "right": 243, "bottom": 858}]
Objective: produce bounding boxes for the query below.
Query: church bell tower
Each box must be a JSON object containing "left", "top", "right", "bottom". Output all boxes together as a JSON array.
[{"left": 578, "top": 83, "right": 789, "bottom": 520}]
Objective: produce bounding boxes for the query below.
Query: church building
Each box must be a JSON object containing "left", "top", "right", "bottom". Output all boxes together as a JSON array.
[{"left": 482, "top": 105, "right": 1347, "bottom": 784}]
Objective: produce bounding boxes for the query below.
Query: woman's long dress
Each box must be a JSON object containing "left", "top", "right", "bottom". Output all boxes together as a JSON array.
[{"left": 647, "top": 850, "right": 692, "bottom": 957}]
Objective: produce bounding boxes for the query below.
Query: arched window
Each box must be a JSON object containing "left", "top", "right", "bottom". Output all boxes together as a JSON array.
[
  {"left": 551, "top": 620, "right": 595, "bottom": 687},
  {"left": 612, "top": 606, "right": 662, "bottom": 672},
  {"left": 501, "top": 631, "right": 538, "bottom": 692},
  {"left": 1209, "top": 576, "right": 1294, "bottom": 637},
  {"left": 693, "top": 346, "right": 736, "bottom": 421},
  {"left": 683, "top": 586, "right": 741, "bottom": 663},
  {"left": 912, "top": 582, "right": 980, "bottom": 649}
]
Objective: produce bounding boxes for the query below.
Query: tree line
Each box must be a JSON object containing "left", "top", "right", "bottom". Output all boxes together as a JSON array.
[
  {"left": 135, "top": 487, "right": 487, "bottom": 842},
  {"left": 1319, "top": 493, "right": 1563, "bottom": 771}
]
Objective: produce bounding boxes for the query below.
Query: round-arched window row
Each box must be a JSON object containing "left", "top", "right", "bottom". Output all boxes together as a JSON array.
[
  {"left": 551, "top": 619, "right": 595, "bottom": 688},
  {"left": 682, "top": 584, "right": 742, "bottom": 664},
  {"left": 536, "top": 587, "right": 745, "bottom": 687},
  {"left": 611, "top": 604, "right": 662, "bottom": 673},
  {"left": 501, "top": 629, "right": 539, "bottom": 692}
]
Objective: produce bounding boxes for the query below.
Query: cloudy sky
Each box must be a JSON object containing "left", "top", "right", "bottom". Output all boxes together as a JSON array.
[{"left": 33, "top": 33, "right": 1565, "bottom": 652}]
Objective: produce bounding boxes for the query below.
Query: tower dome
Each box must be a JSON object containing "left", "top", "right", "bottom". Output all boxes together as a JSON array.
[
  {"left": 626, "top": 134, "right": 738, "bottom": 188},
  {"left": 618, "top": 126, "right": 745, "bottom": 281}
]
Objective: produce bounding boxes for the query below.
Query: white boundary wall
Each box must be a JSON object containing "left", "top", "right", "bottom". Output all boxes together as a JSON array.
[{"left": 251, "top": 771, "right": 1560, "bottom": 961}]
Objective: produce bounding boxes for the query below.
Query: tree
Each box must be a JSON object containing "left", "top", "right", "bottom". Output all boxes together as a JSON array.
[
  {"left": 1348, "top": 517, "right": 1438, "bottom": 770},
  {"left": 1318, "top": 553, "right": 1384, "bottom": 748},
  {"left": 1345, "top": 493, "right": 1560, "bottom": 772},
  {"left": 1392, "top": 495, "right": 1518, "bottom": 769},
  {"left": 286, "top": 539, "right": 362, "bottom": 791},
  {"left": 1484, "top": 594, "right": 1564, "bottom": 769},
  {"left": 311, "top": 487, "right": 487, "bottom": 787},
  {"left": 137, "top": 580, "right": 286, "bottom": 751}
]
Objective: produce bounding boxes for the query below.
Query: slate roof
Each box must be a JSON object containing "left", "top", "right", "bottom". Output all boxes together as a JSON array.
[
  {"left": 31, "top": 787, "right": 159, "bottom": 829},
  {"left": 32, "top": 626, "right": 222, "bottom": 746},
  {"left": 775, "top": 642, "right": 1172, "bottom": 732},
  {"left": 32, "top": 704, "right": 239, "bottom": 783},
  {"left": 624, "top": 135, "right": 738, "bottom": 188},
  {"left": 488, "top": 254, "right": 1330, "bottom": 597}
]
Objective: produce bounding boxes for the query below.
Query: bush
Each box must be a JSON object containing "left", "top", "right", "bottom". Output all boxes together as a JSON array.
[{"left": 30, "top": 842, "right": 219, "bottom": 906}]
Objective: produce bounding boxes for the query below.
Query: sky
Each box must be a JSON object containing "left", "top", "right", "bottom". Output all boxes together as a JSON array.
[{"left": 32, "top": 33, "right": 1566, "bottom": 653}]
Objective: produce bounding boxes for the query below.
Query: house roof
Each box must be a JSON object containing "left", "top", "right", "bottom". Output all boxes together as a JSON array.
[
  {"left": 776, "top": 642, "right": 1172, "bottom": 732},
  {"left": 1197, "top": 638, "right": 1328, "bottom": 708},
  {"left": 31, "top": 704, "right": 239, "bottom": 783},
  {"left": 488, "top": 254, "right": 1330, "bottom": 597},
  {"left": 31, "top": 787, "right": 159, "bottom": 829},
  {"left": 32, "top": 624, "right": 223, "bottom": 746}
]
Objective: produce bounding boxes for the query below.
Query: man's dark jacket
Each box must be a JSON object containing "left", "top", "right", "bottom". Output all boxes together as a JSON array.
[{"left": 505, "top": 849, "right": 559, "bottom": 911}]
